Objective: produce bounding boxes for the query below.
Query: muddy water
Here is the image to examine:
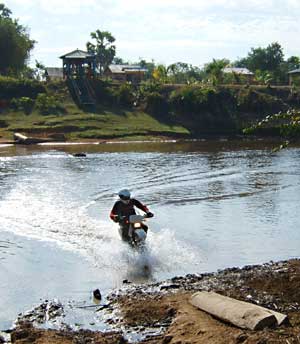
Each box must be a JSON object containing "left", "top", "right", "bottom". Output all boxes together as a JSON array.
[{"left": 0, "top": 140, "right": 300, "bottom": 328}]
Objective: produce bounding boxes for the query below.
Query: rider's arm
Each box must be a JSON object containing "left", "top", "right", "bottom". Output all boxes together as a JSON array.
[
  {"left": 132, "top": 199, "right": 149, "bottom": 213},
  {"left": 110, "top": 202, "right": 120, "bottom": 222},
  {"left": 132, "top": 199, "right": 154, "bottom": 217}
]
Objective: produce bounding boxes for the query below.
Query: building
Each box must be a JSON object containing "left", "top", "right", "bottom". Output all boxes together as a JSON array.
[
  {"left": 59, "top": 49, "right": 96, "bottom": 79},
  {"left": 45, "top": 67, "right": 64, "bottom": 81},
  {"left": 287, "top": 69, "right": 300, "bottom": 85},
  {"left": 59, "top": 49, "right": 97, "bottom": 106},
  {"left": 222, "top": 67, "right": 254, "bottom": 84},
  {"left": 104, "top": 64, "right": 148, "bottom": 83}
]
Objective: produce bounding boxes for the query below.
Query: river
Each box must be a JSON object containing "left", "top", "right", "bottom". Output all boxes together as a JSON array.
[{"left": 0, "top": 140, "right": 300, "bottom": 329}]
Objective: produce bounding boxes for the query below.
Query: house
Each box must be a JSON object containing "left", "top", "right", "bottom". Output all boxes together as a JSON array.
[
  {"left": 104, "top": 64, "right": 148, "bottom": 83},
  {"left": 45, "top": 67, "right": 64, "bottom": 81},
  {"left": 222, "top": 67, "right": 254, "bottom": 84},
  {"left": 287, "top": 68, "right": 300, "bottom": 85}
]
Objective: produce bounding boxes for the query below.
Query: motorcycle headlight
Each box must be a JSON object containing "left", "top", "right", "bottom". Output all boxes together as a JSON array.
[{"left": 134, "top": 223, "right": 141, "bottom": 228}]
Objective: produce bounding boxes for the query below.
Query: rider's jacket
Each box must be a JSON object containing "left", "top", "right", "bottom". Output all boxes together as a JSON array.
[{"left": 110, "top": 198, "right": 149, "bottom": 222}]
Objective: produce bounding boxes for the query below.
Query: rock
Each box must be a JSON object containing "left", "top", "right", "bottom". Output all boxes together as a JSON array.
[
  {"left": 93, "top": 289, "right": 101, "bottom": 301},
  {"left": 73, "top": 153, "right": 87, "bottom": 157},
  {"left": 16, "top": 300, "right": 64, "bottom": 324},
  {"left": 160, "top": 284, "right": 181, "bottom": 290},
  {"left": 235, "top": 333, "right": 248, "bottom": 343},
  {"left": 162, "top": 335, "right": 173, "bottom": 343},
  {"left": 0, "top": 332, "right": 8, "bottom": 344}
]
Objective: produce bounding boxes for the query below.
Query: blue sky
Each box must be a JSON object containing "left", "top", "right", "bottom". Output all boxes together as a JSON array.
[{"left": 5, "top": 0, "right": 300, "bottom": 67}]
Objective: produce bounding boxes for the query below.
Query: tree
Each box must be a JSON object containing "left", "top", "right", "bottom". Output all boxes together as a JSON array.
[
  {"left": 0, "top": 3, "right": 11, "bottom": 18},
  {"left": 167, "top": 62, "right": 202, "bottom": 84},
  {"left": 203, "top": 58, "right": 230, "bottom": 85},
  {"left": 86, "top": 30, "right": 116, "bottom": 75},
  {"left": 254, "top": 70, "right": 273, "bottom": 85},
  {"left": 113, "top": 56, "right": 126, "bottom": 65},
  {"left": 139, "top": 59, "right": 156, "bottom": 79},
  {"left": 286, "top": 56, "right": 300, "bottom": 70},
  {"left": 0, "top": 3, "right": 35, "bottom": 75},
  {"left": 275, "top": 56, "right": 300, "bottom": 84},
  {"left": 236, "top": 42, "right": 284, "bottom": 73},
  {"left": 152, "top": 64, "right": 168, "bottom": 83},
  {"left": 243, "top": 108, "right": 300, "bottom": 150}
]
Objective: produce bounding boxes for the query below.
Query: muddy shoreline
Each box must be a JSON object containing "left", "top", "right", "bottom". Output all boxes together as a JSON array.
[{"left": 3, "top": 258, "right": 300, "bottom": 343}]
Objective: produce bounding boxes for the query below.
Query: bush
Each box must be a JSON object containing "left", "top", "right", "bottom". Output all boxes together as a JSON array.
[
  {"left": 10, "top": 96, "right": 35, "bottom": 114},
  {"left": 145, "top": 91, "right": 169, "bottom": 115},
  {"left": 169, "top": 85, "right": 218, "bottom": 115},
  {"left": 291, "top": 76, "right": 300, "bottom": 87},
  {"left": 113, "top": 83, "right": 135, "bottom": 107},
  {"left": 0, "top": 76, "right": 45, "bottom": 99},
  {"left": 236, "top": 88, "right": 286, "bottom": 114},
  {"left": 243, "top": 108, "right": 300, "bottom": 139},
  {"left": 139, "top": 80, "right": 163, "bottom": 95},
  {"left": 88, "top": 78, "right": 114, "bottom": 104},
  {"left": 35, "top": 93, "right": 65, "bottom": 115}
]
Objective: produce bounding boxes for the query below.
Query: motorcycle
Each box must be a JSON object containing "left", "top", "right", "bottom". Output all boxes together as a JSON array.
[{"left": 118, "top": 213, "right": 150, "bottom": 249}]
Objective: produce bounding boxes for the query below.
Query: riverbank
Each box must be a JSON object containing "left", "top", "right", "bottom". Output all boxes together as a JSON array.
[
  {"left": 5, "top": 258, "right": 300, "bottom": 344},
  {"left": 1, "top": 79, "right": 300, "bottom": 142},
  {"left": 0, "top": 105, "right": 190, "bottom": 142}
]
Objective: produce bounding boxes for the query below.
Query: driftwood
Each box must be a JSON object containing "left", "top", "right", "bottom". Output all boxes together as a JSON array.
[
  {"left": 190, "top": 291, "right": 288, "bottom": 330},
  {"left": 13, "top": 132, "right": 65, "bottom": 144},
  {"left": 14, "top": 132, "right": 46, "bottom": 144}
]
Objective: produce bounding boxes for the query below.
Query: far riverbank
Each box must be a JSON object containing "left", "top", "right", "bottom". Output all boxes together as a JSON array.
[{"left": 1, "top": 79, "right": 300, "bottom": 142}]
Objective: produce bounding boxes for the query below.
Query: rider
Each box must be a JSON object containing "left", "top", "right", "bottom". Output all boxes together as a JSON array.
[{"left": 110, "top": 189, "right": 154, "bottom": 241}]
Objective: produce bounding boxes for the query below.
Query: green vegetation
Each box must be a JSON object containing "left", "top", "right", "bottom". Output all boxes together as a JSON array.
[
  {"left": 2, "top": 77, "right": 297, "bottom": 141},
  {"left": 10, "top": 96, "right": 34, "bottom": 115},
  {"left": 35, "top": 93, "right": 65, "bottom": 115},
  {"left": 203, "top": 59, "right": 230, "bottom": 85},
  {"left": 0, "top": 75, "right": 45, "bottom": 98},
  {"left": 86, "top": 30, "right": 116, "bottom": 75},
  {"left": 1, "top": 5, "right": 300, "bottom": 142},
  {"left": 0, "top": 3, "right": 35, "bottom": 76},
  {"left": 244, "top": 108, "right": 300, "bottom": 142},
  {"left": 0, "top": 100, "right": 189, "bottom": 141}
]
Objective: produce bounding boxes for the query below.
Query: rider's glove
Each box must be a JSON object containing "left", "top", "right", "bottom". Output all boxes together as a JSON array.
[
  {"left": 146, "top": 212, "right": 154, "bottom": 218},
  {"left": 114, "top": 215, "right": 120, "bottom": 222}
]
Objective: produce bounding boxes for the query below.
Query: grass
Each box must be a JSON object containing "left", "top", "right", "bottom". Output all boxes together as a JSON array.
[
  {"left": 2, "top": 81, "right": 298, "bottom": 142},
  {"left": 0, "top": 101, "right": 190, "bottom": 141}
]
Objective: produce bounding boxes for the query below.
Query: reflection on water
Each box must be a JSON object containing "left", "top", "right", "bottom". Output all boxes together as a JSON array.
[{"left": 0, "top": 141, "right": 300, "bottom": 296}]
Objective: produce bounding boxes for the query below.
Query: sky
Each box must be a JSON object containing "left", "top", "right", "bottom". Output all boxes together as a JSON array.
[{"left": 4, "top": 0, "right": 300, "bottom": 68}]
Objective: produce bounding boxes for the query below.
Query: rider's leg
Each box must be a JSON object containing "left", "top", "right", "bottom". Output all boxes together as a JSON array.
[{"left": 119, "top": 224, "right": 130, "bottom": 241}]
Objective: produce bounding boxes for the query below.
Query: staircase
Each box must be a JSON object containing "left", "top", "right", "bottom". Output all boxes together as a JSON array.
[{"left": 67, "top": 77, "right": 95, "bottom": 107}]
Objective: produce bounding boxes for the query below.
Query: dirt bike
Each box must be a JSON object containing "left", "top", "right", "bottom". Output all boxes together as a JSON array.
[{"left": 118, "top": 213, "right": 151, "bottom": 249}]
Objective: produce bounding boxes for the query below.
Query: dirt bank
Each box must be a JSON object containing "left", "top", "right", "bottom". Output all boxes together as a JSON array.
[{"left": 5, "top": 259, "right": 300, "bottom": 344}]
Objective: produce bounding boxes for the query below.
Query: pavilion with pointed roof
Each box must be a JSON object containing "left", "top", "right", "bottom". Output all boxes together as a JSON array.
[{"left": 59, "top": 49, "right": 96, "bottom": 79}]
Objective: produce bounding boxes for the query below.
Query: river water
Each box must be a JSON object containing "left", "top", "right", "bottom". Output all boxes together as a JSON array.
[{"left": 0, "top": 140, "right": 300, "bottom": 328}]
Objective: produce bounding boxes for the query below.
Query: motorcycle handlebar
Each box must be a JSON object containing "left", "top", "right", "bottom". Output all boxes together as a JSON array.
[{"left": 117, "top": 213, "right": 153, "bottom": 222}]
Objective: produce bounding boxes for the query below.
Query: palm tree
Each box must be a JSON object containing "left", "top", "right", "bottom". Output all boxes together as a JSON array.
[{"left": 86, "top": 30, "right": 116, "bottom": 75}]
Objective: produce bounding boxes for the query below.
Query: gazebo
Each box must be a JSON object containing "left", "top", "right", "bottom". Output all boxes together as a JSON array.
[
  {"left": 59, "top": 49, "right": 96, "bottom": 79},
  {"left": 287, "top": 69, "right": 300, "bottom": 85}
]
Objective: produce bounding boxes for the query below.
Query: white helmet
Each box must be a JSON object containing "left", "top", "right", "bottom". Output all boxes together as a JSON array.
[{"left": 118, "top": 189, "right": 131, "bottom": 201}]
